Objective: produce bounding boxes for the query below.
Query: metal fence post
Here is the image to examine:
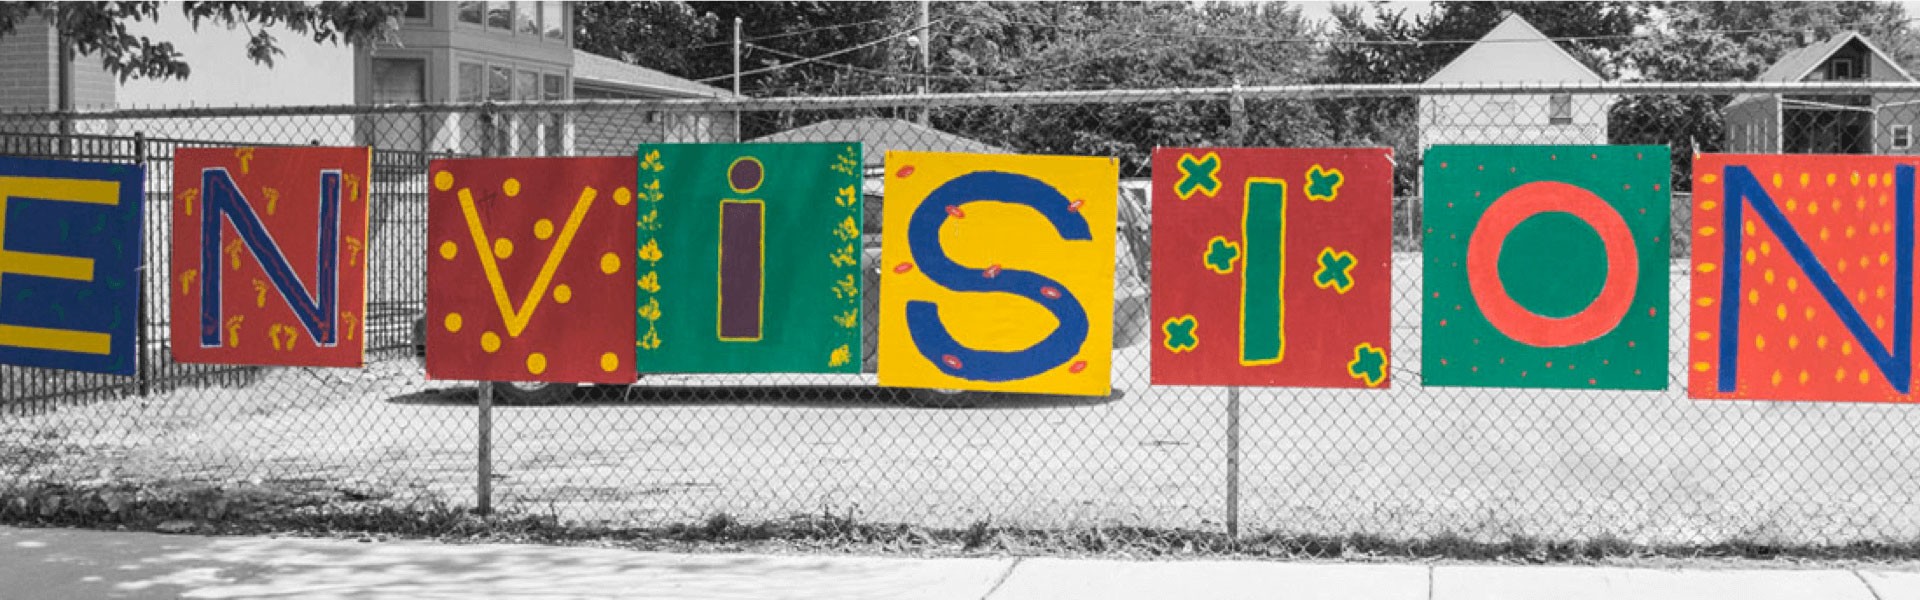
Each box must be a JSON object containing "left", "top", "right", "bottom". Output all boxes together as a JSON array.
[
  {"left": 1225, "top": 386, "right": 1241, "bottom": 543},
  {"left": 477, "top": 380, "right": 494, "bottom": 515},
  {"left": 133, "top": 132, "right": 151, "bottom": 397}
]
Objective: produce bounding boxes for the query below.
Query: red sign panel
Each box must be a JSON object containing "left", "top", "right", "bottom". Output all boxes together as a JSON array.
[
  {"left": 426, "top": 157, "right": 638, "bottom": 384},
  {"left": 1149, "top": 148, "right": 1394, "bottom": 388}
]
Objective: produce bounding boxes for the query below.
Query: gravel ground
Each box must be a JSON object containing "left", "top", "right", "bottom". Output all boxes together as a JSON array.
[{"left": 6, "top": 255, "right": 1920, "bottom": 547}]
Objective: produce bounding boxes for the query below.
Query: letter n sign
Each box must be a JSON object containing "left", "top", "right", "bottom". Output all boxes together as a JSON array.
[
  {"left": 171, "top": 147, "right": 370, "bottom": 367},
  {"left": 1690, "top": 154, "right": 1919, "bottom": 402}
]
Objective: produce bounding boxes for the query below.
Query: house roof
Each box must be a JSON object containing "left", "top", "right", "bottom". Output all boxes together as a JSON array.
[
  {"left": 749, "top": 118, "right": 1009, "bottom": 167},
  {"left": 1730, "top": 31, "right": 1914, "bottom": 107},
  {"left": 1424, "top": 14, "right": 1602, "bottom": 84},
  {"left": 1752, "top": 31, "right": 1914, "bottom": 83},
  {"left": 570, "top": 50, "right": 739, "bottom": 99}
]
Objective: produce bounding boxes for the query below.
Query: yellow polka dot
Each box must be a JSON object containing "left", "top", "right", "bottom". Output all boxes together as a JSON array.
[
  {"left": 554, "top": 284, "right": 572, "bottom": 304},
  {"left": 1775, "top": 304, "right": 1787, "bottom": 321},
  {"left": 1693, "top": 362, "right": 1711, "bottom": 372},
  {"left": 534, "top": 219, "right": 554, "bottom": 240},
  {"left": 1798, "top": 370, "right": 1809, "bottom": 385},
  {"left": 1881, "top": 252, "right": 1892, "bottom": 266},
  {"left": 1702, "top": 174, "right": 1719, "bottom": 184},
  {"left": 600, "top": 252, "right": 621, "bottom": 274},
  {"left": 1861, "top": 369, "right": 1872, "bottom": 384},
  {"left": 1772, "top": 174, "right": 1784, "bottom": 188},
  {"left": 1787, "top": 277, "right": 1798, "bottom": 293},
  {"left": 494, "top": 238, "right": 514, "bottom": 259},
  {"left": 1847, "top": 225, "right": 1858, "bottom": 238},
  {"left": 1820, "top": 227, "right": 1831, "bottom": 242},
  {"left": 1827, "top": 173, "right": 1838, "bottom": 186},
  {"left": 1694, "top": 331, "right": 1712, "bottom": 341},
  {"left": 1788, "top": 335, "right": 1799, "bottom": 350},
  {"left": 1870, "top": 174, "right": 1881, "bottom": 187},
  {"left": 1808, "top": 201, "right": 1820, "bottom": 216},
  {"left": 1803, "top": 306, "right": 1814, "bottom": 321},
  {"left": 1746, "top": 220, "right": 1757, "bottom": 236},
  {"left": 1853, "top": 172, "right": 1862, "bottom": 185},
  {"left": 1761, "top": 241, "right": 1772, "bottom": 256},
  {"left": 1697, "top": 297, "right": 1715, "bottom": 307},
  {"left": 600, "top": 352, "right": 620, "bottom": 372},
  {"left": 1755, "top": 335, "right": 1767, "bottom": 350},
  {"left": 1701, "top": 200, "right": 1718, "bottom": 211},
  {"left": 481, "top": 332, "right": 501, "bottom": 353},
  {"left": 503, "top": 178, "right": 521, "bottom": 197},
  {"left": 433, "top": 171, "right": 453, "bottom": 191},
  {"left": 1699, "top": 226, "right": 1717, "bottom": 237},
  {"left": 1817, "top": 335, "right": 1829, "bottom": 349},
  {"left": 527, "top": 352, "right": 547, "bottom": 375},
  {"left": 1764, "top": 269, "right": 1775, "bottom": 284},
  {"left": 1771, "top": 370, "right": 1782, "bottom": 386},
  {"left": 1844, "top": 341, "right": 1855, "bottom": 356},
  {"left": 444, "top": 312, "right": 463, "bottom": 333},
  {"left": 1745, "top": 249, "right": 1757, "bottom": 264},
  {"left": 1879, "top": 315, "right": 1888, "bottom": 329},
  {"left": 1878, "top": 285, "right": 1889, "bottom": 299},
  {"left": 1799, "top": 173, "right": 1810, "bottom": 186},
  {"left": 1872, "top": 223, "right": 1882, "bottom": 235},
  {"left": 1841, "top": 261, "right": 1851, "bottom": 274},
  {"left": 1699, "top": 263, "right": 1718, "bottom": 273},
  {"left": 1747, "top": 290, "right": 1759, "bottom": 305},
  {"left": 439, "top": 241, "right": 458, "bottom": 260},
  {"left": 1858, "top": 198, "right": 1868, "bottom": 211},
  {"left": 1786, "top": 199, "right": 1798, "bottom": 212},
  {"left": 1836, "top": 368, "right": 1848, "bottom": 382},
  {"left": 614, "top": 187, "right": 632, "bottom": 206}
]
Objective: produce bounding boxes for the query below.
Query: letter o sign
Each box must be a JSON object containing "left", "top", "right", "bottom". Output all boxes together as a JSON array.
[{"left": 1465, "top": 181, "right": 1640, "bottom": 348}]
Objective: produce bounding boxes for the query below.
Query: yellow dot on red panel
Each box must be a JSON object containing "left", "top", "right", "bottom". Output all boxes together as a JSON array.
[
  {"left": 1699, "top": 263, "right": 1718, "bottom": 273},
  {"left": 1808, "top": 202, "right": 1820, "bottom": 216},
  {"left": 1870, "top": 174, "right": 1880, "bottom": 187},
  {"left": 439, "top": 241, "right": 458, "bottom": 260},
  {"left": 1772, "top": 174, "right": 1784, "bottom": 188},
  {"left": 1872, "top": 223, "right": 1882, "bottom": 235},
  {"left": 1879, "top": 286, "right": 1889, "bottom": 299},
  {"left": 614, "top": 187, "right": 633, "bottom": 206},
  {"left": 1799, "top": 173, "right": 1810, "bottom": 186},
  {"left": 1852, "top": 172, "right": 1862, "bottom": 185},
  {"left": 482, "top": 332, "right": 501, "bottom": 353},
  {"left": 1827, "top": 173, "right": 1838, "bottom": 186},
  {"left": 1798, "top": 370, "right": 1809, "bottom": 385},
  {"left": 1747, "top": 290, "right": 1759, "bottom": 305},
  {"left": 1770, "top": 371, "right": 1782, "bottom": 386},
  {"left": 434, "top": 171, "right": 453, "bottom": 191},
  {"left": 1881, "top": 252, "right": 1892, "bottom": 266},
  {"left": 1764, "top": 269, "right": 1775, "bottom": 284},
  {"left": 1786, "top": 199, "right": 1798, "bottom": 212},
  {"left": 503, "top": 178, "right": 522, "bottom": 197},
  {"left": 1840, "top": 261, "right": 1850, "bottom": 274},
  {"left": 1754, "top": 335, "right": 1767, "bottom": 350},
  {"left": 600, "top": 252, "right": 621, "bottom": 274},
  {"left": 1695, "top": 331, "right": 1712, "bottom": 341},
  {"left": 555, "top": 284, "right": 573, "bottom": 304},
  {"left": 1860, "top": 369, "right": 1872, "bottom": 384},
  {"left": 1693, "top": 362, "right": 1711, "bottom": 372},
  {"left": 1803, "top": 306, "right": 1814, "bottom": 321},
  {"left": 1701, "top": 200, "right": 1718, "bottom": 211},
  {"left": 1787, "top": 277, "right": 1798, "bottom": 293},
  {"left": 1820, "top": 227, "right": 1831, "bottom": 241},
  {"left": 1843, "top": 341, "right": 1855, "bottom": 356},
  {"left": 494, "top": 238, "right": 514, "bottom": 259},
  {"left": 1836, "top": 368, "right": 1847, "bottom": 382},
  {"left": 1858, "top": 198, "right": 1868, "bottom": 211},
  {"left": 535, "top": 219, "right": 554, "bottom": 240},
  {"left": 1700, "top": 226, "right": 1717, "bottom": 237},
  {"left": 600, "top": 352, "right": 619, "bottom": 372},
  {"left": 1745, "top": 249, "right": 1757, "bottom": 264},
  {"left": 1830, "top": 199, "right": 1840, "bottom": 212},
  {"left": 1703, "top": 174, "right": 1719, "bottom": 184},
  {"left": 1817, "top": 335, "right": 1829, "bottom": 349},
  {"left": 1697, "top": 297, "right": 1715, "bottom": 307},
  {"left": 444, "top": 313, "right": 463, "bottom": 333},
  {"left": 1788, "top": 335, "right": 1800, "bottom": 350},
  {"left": 1775, "top": 304, "right": 1787, "bottom": 321},
  {"left": 1761, "top": 241, "right": 1772, "bottom": 256},
  {"left": 1847, "top": 225, "right": 1858, "bottom": 238},
  {"left": 1878, "top": 315, "right": 1887, "bottom": 329},
  {"left": 527, "top": 352, "right": 547, "bottom": 375},
  {"left": 1745, "top": 220, "right": 1757, "bottom": 235}
]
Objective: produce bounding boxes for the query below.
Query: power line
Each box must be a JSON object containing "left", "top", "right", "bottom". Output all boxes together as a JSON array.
[
  {"left": 744, "top": 37, "right": 1157, "bottom": 84},
  {"left": 664, "top": 16, "right": 896, "bottom": 53},
  {"left": 696, "top": 19, "right": 939, "bottom": 84},
  {"left": 958, "top": 14, "right": 1920, "bottom": 48}
]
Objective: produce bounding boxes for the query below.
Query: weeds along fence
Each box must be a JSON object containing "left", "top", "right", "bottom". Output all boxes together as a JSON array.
[{"left": 4, "top": 81, "right": 1920, "bottom": 547}]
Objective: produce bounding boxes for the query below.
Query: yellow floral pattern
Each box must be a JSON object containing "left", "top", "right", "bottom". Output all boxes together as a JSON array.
[
  {"left": 637, "top": 149, "right": 668, "bottom": 352},
  {"left": 825, "top": 145, "right": 863, "bottom": 368}
]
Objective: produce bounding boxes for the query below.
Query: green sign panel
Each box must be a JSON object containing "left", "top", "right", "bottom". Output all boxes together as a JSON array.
[
  {"left": 636, "top": 143, "right": 864, "bottom": 373},
  {"left": 1421, "top": 145, "right": 1670, "bottom": 390}
]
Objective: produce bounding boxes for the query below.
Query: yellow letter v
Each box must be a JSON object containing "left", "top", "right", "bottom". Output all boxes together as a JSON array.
[{"left": 459, "top": 186, "right": 597, "bottom": 338}]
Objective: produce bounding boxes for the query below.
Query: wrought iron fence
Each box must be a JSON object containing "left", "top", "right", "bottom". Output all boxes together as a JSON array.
[{"left": 4, "top": 82, "right": 1920, "bottom": 546}]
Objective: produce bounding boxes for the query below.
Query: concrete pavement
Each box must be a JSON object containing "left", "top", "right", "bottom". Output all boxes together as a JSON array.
[{"left": 0, "top": 526, "right": 1914, "bottom": 599}]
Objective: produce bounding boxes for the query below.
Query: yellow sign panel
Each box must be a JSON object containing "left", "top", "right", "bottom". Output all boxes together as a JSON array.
[{"left": 878, "top": 151, "right": 1118, "bottom": 396}]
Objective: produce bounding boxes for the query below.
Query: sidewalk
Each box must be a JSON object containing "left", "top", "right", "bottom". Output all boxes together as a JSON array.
[{"left": 2, "top": 526, "right": 1915, "bottom": 599}]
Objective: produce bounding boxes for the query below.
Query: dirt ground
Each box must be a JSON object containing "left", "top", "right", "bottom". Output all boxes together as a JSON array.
[{"left": 6, "top": 255, "right": 1920, "bottom": 547}]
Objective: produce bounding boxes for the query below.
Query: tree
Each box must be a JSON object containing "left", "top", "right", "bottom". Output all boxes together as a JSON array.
[
  {"left": 572, "top": 2, "right": 721, "bottom": 79},
  {"left": 0, "top": 2, "right": 406, "bottom": 81}
]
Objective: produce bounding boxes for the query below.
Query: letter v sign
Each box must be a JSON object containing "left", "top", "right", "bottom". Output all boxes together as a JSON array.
[{"left": 458, "top": 185, "right": 597, "bottom": 337}]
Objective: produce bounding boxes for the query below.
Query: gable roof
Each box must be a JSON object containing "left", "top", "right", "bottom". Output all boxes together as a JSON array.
[
  {"left": 570, "top": 50, "right": 739, "bottom": 99},
  {"left": 1424, "top": 13, "right": 1602, "bottom": 84},
  {"left": 749, "top": 118, "right": 1009, "bottom": 168},
  {"left": 1752, "top": 31, "right": 1915, "bottom": 83}
]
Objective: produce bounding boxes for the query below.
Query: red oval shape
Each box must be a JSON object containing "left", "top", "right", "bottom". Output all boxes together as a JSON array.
[
  {"left": 946, "top": 205, "right": 966, "bottom": 219},
  {"left": 893, "top": 262, "right": 914, "bottom": 274},
  {"left": 941, "top": 354, "right": 963, "bottom": 370},
  {"left": 1068, "top": 360, "right": 1088, "bottom": 373},
  {"left": 896, "top": 165, "right": 915, "bottom": 178},
  {"left": 1040, "top": 286, "right": 1061, "bottom": 299},
  {"left": 983, "top": 264, "right": 1002, "bottom": 278}
]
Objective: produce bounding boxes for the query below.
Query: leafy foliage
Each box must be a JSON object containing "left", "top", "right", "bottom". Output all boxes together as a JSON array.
[{"left": 0, "top": 1, "right": 405, "bottom": 82}]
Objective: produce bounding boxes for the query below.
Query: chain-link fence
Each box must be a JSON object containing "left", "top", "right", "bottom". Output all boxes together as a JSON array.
[{"left": 5, "top": 81, "right": 1920, "bottom": 547}]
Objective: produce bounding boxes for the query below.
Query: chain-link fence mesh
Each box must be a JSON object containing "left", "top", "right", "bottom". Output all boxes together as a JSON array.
[{"left": 5, "top": 82, "right": 1920, "bottom": 546}]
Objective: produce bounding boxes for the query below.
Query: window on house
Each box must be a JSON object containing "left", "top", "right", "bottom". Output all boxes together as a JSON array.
[
  {"left": 542, "top": 74, "right": 565, "bottom": 101},
  {"left": 1896, "top": 125, "right": 1913, "bottom": 150},
  {"left": 515, "top": 71, "right": 539, "bottom": 101},
  {"left": 489, "top": 66, "right": 512, "bottom": 101},
  {"left": 542, "top": 1, "right": 564, "bottom": 39},
  {"left": 458, "top": 1, "right": 482, "bottom": 24},
  {"left": 517, "top": 1, "right": 539, "bottom": 35},
  {"left": 458, "top": 62, "right": 484, "bottom": 102},
  {"left": 1548, "top": 94, "right": 1573, "bottom": 125},
  {"left": 370, "top": 58, "right": 428, "bottom": 151},
  {"left": 1832, "top": 57, "right": 1858, "bottom": 80},
  {"left": 487, "top": 1, "right": 511, "bottom": 30},
  {"left": 401, "top": 2, "right": 428, "bottom": 20}
]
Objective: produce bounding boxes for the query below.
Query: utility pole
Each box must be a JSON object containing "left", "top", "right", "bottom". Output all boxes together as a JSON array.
[
  {"left": 917, "top": 0, "right": 930, "bottom": 126},
  {"left": 732, "top": 16, "right": 743, "bottom": 138}
]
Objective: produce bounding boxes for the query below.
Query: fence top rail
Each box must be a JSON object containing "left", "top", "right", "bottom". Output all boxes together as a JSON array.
[{"left": 5, "top": 81, "right": 1920, "bottom": 121}]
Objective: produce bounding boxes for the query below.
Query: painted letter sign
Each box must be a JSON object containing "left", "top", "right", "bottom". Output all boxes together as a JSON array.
[
  {"left": 0, "top": 156, "right": 143, "bottom": 375},
  {"left": 426, "top": 157, "right": 638, "bottom": 384},
  {"left": 1421, "top": 145, "right": 1670, "bottom": 390},
  {"left": 1690, "top": 154, "right": 1919, "bottom": 402},
  {"left": 633, "top": 143, "right": 865, "bottom": 373},
  {"left": 1149, "top": 147, "right": 1394, "bottom": 388},
  {"left": 171, "top": 147, "right": 370, "bottom": 367},
  {"left": 878, "top": 151, "right": 1118, "bottom": 396}
]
